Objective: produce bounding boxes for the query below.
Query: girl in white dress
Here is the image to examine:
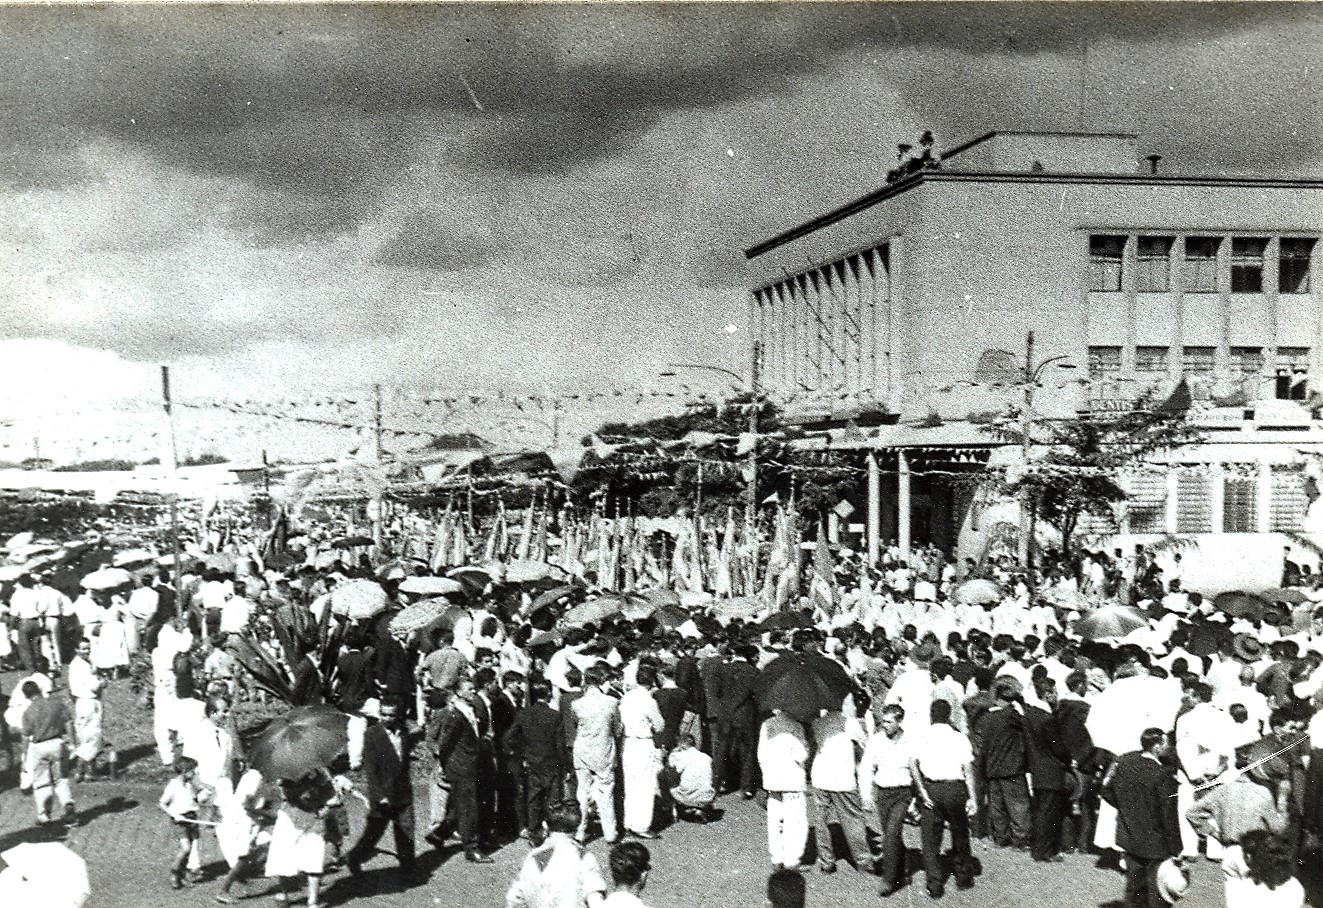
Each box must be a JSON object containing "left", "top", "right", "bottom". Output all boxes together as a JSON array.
[{"left": 264, "top": 770, "right": 337, "bottom": 908}]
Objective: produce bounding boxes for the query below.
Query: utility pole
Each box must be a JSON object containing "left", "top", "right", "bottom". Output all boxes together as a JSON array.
[
  {"left": 161, "top": 366, "right": 184, "bottom": 617},
  {"left": 371, "top": 383, "right": 384, "bottom": 552},
  {"left": 747, "top": 340, "right": 762, "bottom": 525},
  {"left": 1019, "top": 331, "right": 1036, "bottom": 574}
]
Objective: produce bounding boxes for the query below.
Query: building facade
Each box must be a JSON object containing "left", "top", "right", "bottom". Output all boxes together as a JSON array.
[{"left": 744, "top": 131, "right": 1323, "bottom": 585}]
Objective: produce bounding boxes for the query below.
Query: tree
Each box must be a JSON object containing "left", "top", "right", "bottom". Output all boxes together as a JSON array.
[
  {"left": 572, "top": 394, "right": 859, "bottom": 521},
  {"left": 984, "top": 393, "right": 1201, "bottom": 558}
]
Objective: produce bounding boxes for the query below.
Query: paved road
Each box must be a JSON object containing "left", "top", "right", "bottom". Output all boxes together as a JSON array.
[{"left": 0, "top": 777, "right": 1238, "bottom": 908}]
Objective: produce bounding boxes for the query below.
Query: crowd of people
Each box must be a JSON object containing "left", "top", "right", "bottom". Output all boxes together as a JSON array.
[{"left": 3, "top": 525, "right": 1323, "bottom": 908}]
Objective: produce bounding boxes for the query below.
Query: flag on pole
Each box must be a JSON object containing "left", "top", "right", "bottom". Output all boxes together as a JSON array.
[{"left": 809, "top": 521, "right": 837, "bottom": 613}]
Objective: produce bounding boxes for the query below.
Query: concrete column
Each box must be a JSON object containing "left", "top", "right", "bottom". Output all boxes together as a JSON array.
[
  {"left": 867, "top": 451, "right": 881, "bottom": 566},
  {"left": 1257, "top": 462, "right": 1273, "bottom": 533},
  {"left": 898, "top": 449, "right": 912, "bottom": 557}
]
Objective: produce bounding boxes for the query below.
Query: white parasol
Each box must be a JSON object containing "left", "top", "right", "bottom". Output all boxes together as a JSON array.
[
  {"left": 330, "top": 579, "right": 389, "bottom": 621},
  {"left": 80, "top": 567, "right": 134, "bottom": 591},
  {"left": 4, "top": 531, "right": 34, "bottom": 553},
  {"left": 398, "top": 576, "right": 465, "bottom": 596},
  {"left": 112, "top": 548, "right": 156, "bottom": 568},
  {"left": 0, "top": 841, "right": 90, "bottom": 908}
]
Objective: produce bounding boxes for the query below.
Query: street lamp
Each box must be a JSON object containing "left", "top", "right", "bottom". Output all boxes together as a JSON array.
[
  {"left": 660, "top": 342, "right": 762, "bottom": 522},
  {"left": 1018, "top": 330, "right": 1076, "bottom": 576}
]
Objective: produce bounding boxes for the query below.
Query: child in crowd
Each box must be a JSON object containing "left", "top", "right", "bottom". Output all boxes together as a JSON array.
[{"left": 160, "top": 757, "right": 206, "bottom": 890}]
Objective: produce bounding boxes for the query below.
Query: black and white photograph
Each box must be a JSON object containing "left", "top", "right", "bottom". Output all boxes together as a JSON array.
[{"left": 0, "top": 3, "right": 1321, "bottom": 907}]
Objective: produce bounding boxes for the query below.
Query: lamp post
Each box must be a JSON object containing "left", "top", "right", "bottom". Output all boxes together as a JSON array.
[
  {"left": 661, "top": 341, "right": 762, "bottom": 523},
  {"left": 1018, "top": 330, "right": 1076, "bottom": 577}
]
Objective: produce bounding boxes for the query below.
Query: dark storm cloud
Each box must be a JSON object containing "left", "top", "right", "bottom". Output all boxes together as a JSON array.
[
  {"left": 5, "top": 3, "right": 1305, "bottom": 192},
  {"left": 2, "top": 2, "right": 1319, "bottom": 367}
]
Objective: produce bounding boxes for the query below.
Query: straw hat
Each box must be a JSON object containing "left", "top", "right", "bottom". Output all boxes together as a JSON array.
[{"left": 1156, "top": 858, "right": 1188, "bottom": 903}]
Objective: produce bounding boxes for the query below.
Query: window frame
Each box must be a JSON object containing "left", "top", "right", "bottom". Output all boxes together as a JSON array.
[
  {"left": 1087, "top": 345, "right": 1123, "bottom": 380},
  {"left": 1088, "top": 235, "right": 1126, "bottom": 292},
  {"left": 1134, "top": 346, "right": 1170, "bottom": 374},
  {"left": 1279, "top": 238, "right": 1314, "bottom": 294},
  {"left": 1182, "top": 236, "right": 1221, "bottom": 293},
  {"left": 1230, "top": 237, "right": 1268, "bottom": 293},
  {"left": 1135, "top": 236, "right": 1173, "bottom": 292},
  {"left": 1182, "top": 346, "right": 1216, "bottom": 375}
]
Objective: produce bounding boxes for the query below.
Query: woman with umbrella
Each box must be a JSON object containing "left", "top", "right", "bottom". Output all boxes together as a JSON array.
[
  {"left": 264, "top": 769, "right": 340, "bottom": 908},
  {"left": 251, "top": 706, "right": 354, "bottom": 908}
]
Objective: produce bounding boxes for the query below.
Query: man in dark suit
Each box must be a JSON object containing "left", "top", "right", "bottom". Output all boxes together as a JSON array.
[
  {"left": 673, "top": 640, "right": 706, "bottom": 747},
  {"left": 1101, "top": 728, "right": 1184, "bottom": 908},
  {"left": 432, "top": 677, "right": 494, "bottom": 863},
  {"left": 487, "top": 669, "right": 524, "bottom": 841},
  {"left": 974, "top": 679, "right": 1031, "bottom": 849},
  {"left": 699, "top": 642, "right": 727, "bottom": 764},
  {"left": 471, "top": 667, "right": 501, "bottom": 847},
  {"left": 715, "top": 644, "right": 761, "bottom": 797},
  {"left": 345, "top": 701, "right": 419, "bottom": 878},
  {"left": 1056, "top": 670, "right": 1096, "bottom": 852},
  {"left": 1024, "top": 678, "right": 1071, "bottom": 862},
  {"left": 503, "top": 678, "right": 563, "bottom": 842}
]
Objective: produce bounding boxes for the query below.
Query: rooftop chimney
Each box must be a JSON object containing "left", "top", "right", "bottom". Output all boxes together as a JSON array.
[{"left": 1146, "top": 154, "right": 1162, "bottom": 175}]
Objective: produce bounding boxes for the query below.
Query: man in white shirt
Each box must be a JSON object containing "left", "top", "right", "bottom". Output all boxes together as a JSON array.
[
  {"left": 68, "top": 639, "right": 107, "bottom": 781},
  {"left": 886, "top": 643, "right": 937, "bottom": 738},
  {"left": 1174, "top": 680, "right": 1235, "bottom": 858},
  {"left": 32, "top": 576, "right": 73, "bottom": 667},
  {"left": 758, "top": 709, "right": 810, "bottom": 869},
  {"left": 666, "top": 735, "right": 715, "bottom": 821},
  {"left": 10, "top": 574, "right": 44, "bottom": 671},
  {"left": 506, "top": 801, "right": 607, "bottom": 908},
  {"left": 810, "top": 708, "right": 877, "bottom": 874},
  {"left": 618, "top": 665, "right": 664, "bottom": 839},
  {"left": 907, "top": 700, "right": 979, "bottom": 898},
  {"left": 1214, "top": 665, "right": 1270, "bottom": 743},
  {"left": 218, "top": 593, "right": 253, "bottom": 636},
  {"left": 858, "top": 704, "right": 912, "bottom": 897}
]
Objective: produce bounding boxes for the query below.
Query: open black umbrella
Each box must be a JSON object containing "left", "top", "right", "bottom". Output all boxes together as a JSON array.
[
  {"left": 1260, "top": 588, "right": 1309, "bottom": 605},
  {"left": 1075, "top": 603, "right": 1148, "bottom": 641},
  {"left": 755, "top": 653, "right": 854, "bottom": 722},
  {"left": 1213, "top": 590, "right": 1272, "bottom": 621},
  {"left": 757, "top": 610, "right": 815, "bottom": 632},
  {"left": 248, "top": 706, "right": 350, "bottom": 780},
  {"left": 330, "top": 535, "right": 375, "bottom": 550},
  {"left": 756, "top": 663, "right": 845, "bottom": 724}
]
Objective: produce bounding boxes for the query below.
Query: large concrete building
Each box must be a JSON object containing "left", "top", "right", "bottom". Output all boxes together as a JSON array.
[{"left": 744, "top": 130, "right": 1323, "bottom": 589}]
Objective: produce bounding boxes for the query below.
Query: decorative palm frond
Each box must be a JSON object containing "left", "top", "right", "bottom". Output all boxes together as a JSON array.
[
  {"left": 226, "top": 634, "right": 293, "bottom": 703},
  {"left": 1144, "top": 534, "right": 1202, "bottom": 557}
]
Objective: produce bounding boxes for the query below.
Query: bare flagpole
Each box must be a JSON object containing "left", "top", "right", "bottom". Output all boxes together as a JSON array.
[{"left": 161, "top": 366, "right": 184, "bottom": 618}]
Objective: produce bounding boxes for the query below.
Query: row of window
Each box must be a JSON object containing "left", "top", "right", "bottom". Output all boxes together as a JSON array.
[
  {"left": 1119, "top": 466, "right": 1309, "bottom": 535},
  {"left": 1086, "top": 345, "right": 1311, "bottom": 399},
  {"left": 1088, "top": 235, "right": 1315, "bottom": 294}
]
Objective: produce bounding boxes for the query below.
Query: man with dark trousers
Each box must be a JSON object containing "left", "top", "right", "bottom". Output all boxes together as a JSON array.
[
  {"left": 698, "top": 641, "right": 727, "bottom": 766},
  {"left": 1024, "top": 677, "right": 1071, "bottom": 862},
  {"left": 908, "top": 699, "right": 979, "bottom": 898},
  {"left": 974, "top": 679, "right": 1031, "bottom": 850},
  {"left": 1101, "top": 728, "right": 1184, "bottom": 908},
  {"left": 714, "top": 644, "right": 761, "bottom": 798},
  {"left": 432, "top": 677, "right": 495, "bottom": 863},
  {"left": 504, "top": 678, "right": 563, "bottom": 842},
  {"left": 345, "top": 701, "right": 419, "bottom": 878}
]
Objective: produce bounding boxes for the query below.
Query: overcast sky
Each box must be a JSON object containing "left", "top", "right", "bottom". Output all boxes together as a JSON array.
[{"left": 1, "top": 1, "right": 1320, "bottom": 418}]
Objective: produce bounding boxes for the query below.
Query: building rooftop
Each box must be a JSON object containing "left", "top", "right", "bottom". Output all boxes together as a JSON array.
[{"left": 744, "top": 129, "right": 1323, "bottom": 260}]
